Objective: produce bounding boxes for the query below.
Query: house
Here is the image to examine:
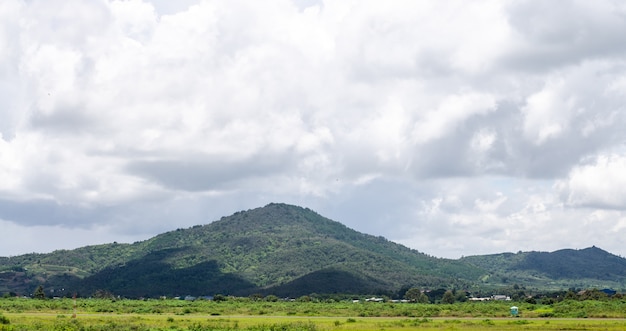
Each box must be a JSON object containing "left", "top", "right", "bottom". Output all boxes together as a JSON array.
[
  {"left": 365, "top": 297, "right": 384, "bottom": 302},
  {"left": 491, "top": 295, "right": 511, "bottom": 301},
  {"left": 469, "top": 297, "right": 490, "bottom": 301}
]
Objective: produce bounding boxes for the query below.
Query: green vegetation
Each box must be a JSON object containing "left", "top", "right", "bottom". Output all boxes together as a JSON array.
[
  {"left": 2, "top": 297, "right": 626, "bottom": 318},
  {"left": 33, "top": 286, "right": 45, "bottom": 300},
  {"left": 2, "top": 298, "right": 626, "bottom": 330},
  {"left": 3, "top": 315, "right": 626, "bottom": 331},
  {"left": 0, "top": 203, "right": 483, "bottom": 298},
  {"left": 1, "top": 203, "right": 626, "bottom": 299},
  {"left": 462, "top": 246, "right": 626, "bottom": 290}
]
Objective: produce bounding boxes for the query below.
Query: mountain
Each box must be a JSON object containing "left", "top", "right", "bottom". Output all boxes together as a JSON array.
[
  {"left": 461, "top": 246, "right": 626, "bottom": 290},
  {"left": 0, "top": 203, "right": 482, "bottom": 298},
  {"left": 1, "top": 203, "right": 625, "bottom": 298}
]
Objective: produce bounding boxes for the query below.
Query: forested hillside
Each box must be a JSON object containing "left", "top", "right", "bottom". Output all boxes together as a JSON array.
[
  {"left": 0, "top": 203, "right": 482, "bottom": 298},
  {"left": 1, "top": 203, "right": 625, "bottom": 298},
  {"left": 462, "top": 247, "right": 626, "bottom": 290}
]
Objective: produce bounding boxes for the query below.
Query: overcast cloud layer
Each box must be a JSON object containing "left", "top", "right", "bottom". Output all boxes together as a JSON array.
[{"left": 2, "top": 0, "right": 626, "bottom": 258}]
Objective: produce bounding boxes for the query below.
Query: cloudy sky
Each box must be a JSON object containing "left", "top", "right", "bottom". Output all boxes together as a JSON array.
[{"left": 1, "top": 0, "right": 626, "bottom": 259}]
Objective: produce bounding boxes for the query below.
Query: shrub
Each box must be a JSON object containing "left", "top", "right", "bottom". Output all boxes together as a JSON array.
[
  {"left": 509, "top": 319, "right": 531, "bottom": 325},
  {"left": 264, "top": 295, "right": 279, "bottom": 302},
  {"left": 213, "top": 294, "right": 227, "bottom": 302}
]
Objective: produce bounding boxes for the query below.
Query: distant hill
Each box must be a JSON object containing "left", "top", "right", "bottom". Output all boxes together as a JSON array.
[
  {"left": 461, "top": 246, "right": 626, "bottom": 290},
  {"left": 0, "top": 203, "right": 481, "bottom": 298},
  {"left": 1, "top": 203, "right": 625, "bottom": 298}
]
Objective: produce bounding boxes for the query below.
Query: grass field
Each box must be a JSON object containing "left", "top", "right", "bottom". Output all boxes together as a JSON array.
[
  {"left": 3, "top": 313, "right": 626, "bottom": 330},
  {"left": 2, "top": 298, "right": 626, "bottom": 330}
]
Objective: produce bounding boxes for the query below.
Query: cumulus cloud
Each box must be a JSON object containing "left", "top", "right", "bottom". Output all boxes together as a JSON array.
[
  {"left": 558, "top": 154, "right": 626, "bottom": 209},
  {"left": 412, "top": 92, "right": 497, "bottom": 144},
  {"left": 503, "top": 0, "right": 626, "bottom": 70},
  {"left": 1, "top": 0, "right": 626, "bottom": 258}
]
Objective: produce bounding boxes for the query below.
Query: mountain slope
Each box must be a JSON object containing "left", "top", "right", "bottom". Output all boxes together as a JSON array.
[
  {"left": 2, "top": 203, "right": 626, "bottom": 298},
  {"left": 515, "top": 246, "right": 626, "bottom": 280},
  {"left": 0, "top": 203, "right": 483, "bottom": 297},
  {"left": 462, "top": 246, "right": 626, "bottom": 289}
]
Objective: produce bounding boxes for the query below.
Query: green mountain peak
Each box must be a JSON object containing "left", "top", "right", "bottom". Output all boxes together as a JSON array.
[{"left": 1, "top": 203, "right": 625, "bottom": 298}]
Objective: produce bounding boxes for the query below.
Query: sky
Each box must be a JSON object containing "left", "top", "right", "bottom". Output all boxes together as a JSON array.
[{"left": 1, "top": 0, "right": 626, "bottom": 259}]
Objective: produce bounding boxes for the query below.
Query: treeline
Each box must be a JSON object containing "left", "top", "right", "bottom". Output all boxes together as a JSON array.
[{"left": 6, "top": 285, "right": 622, "bottom": 306}]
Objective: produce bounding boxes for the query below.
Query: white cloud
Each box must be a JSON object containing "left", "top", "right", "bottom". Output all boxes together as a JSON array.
[
  {"left": 470, "top": 129, "right": 496, "bottom": 153},
  {"left": 1, "top": 0, "right": 626, "bottom": 259},
  {"left": 559, "top": 154, "right": 626, "bottom": 209},
  {"left": 503, "top": 0, "right": 626, "bottom": 70},
  {"left": 110, "top": 0, "right": 157, "bottom": 43},
  {"left": 0, "top": 138, "right": 21, "bottom": 191},
  {"left": 412, "top": 92, "right": 496, "bottom": 144},
  {"left": 393, "top": 177, "right": 626, "bottom": 258},
  {"left": 521, "top": 78, "right": 574, "bottom": 144},
  {"left": 475, "top": 193, "right": 507, "bottom": 213}
]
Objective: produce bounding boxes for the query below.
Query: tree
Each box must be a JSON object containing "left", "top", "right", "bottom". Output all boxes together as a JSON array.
[
  {"left": 264, "top": 295, "right": 279, "bottom": 302},
  {"left": 213, "top": 294, "right": 227, "bottom": 302},
  {"left": 249, "top": 293, "right": 263, "bottom": 301},
  {"left": 297, "top": 295, "right": 311, "bottom": 302},
  {"left": 455, "top": 290, "right": 468, "bottom": 302},
  {"left": 34, "top": 285, "right": 45, "bottom": 300},
  {"left": 563, "top": 290, "right": 578, "bottom": 301},
  {"left": 580, "top": 289, "right": 608, "bottom": 301},
  {"left": 441, "top": 290, "right": 455, "bottom": 304},
  {"left": 404, "top": 288, "right": 422, "bottom": 302},
  {"left": 93, "top": 289, "right": 115, "bottom": 299}
]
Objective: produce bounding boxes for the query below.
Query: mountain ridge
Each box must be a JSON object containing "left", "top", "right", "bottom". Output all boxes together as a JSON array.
[
  {"left": 462, "top": 246, "right": 626, "bottom": 290},
  {"left": 1, "top": 203, "right": 625, "bottom": 297}
]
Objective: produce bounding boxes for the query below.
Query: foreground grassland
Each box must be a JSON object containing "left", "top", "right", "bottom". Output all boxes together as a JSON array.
[{"left": 2, "top": 298, "right": 626, "bottom": 330}]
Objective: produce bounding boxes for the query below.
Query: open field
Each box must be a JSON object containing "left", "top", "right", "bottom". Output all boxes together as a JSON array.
[
  {"left": 2, "top": 298, "right": 626, "bottom": 330},
  {"left": 3, "top": 313, "right": 626, "bottom": 331}
]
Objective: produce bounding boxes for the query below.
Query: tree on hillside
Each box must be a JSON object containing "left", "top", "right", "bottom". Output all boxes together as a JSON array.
[{"left": 34, "top": 285, "right": 45, "bottom": 300}]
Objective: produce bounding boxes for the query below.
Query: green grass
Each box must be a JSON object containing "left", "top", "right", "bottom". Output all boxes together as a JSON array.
[
  {"left": 2, "top": 298, "right": 626, "bottom": 330},
  {"left": 2, "top": 298, "right": 626, "bottom": 317},
  {"left": 3, "top": 314, "right": 626, "bottom": 331}
]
